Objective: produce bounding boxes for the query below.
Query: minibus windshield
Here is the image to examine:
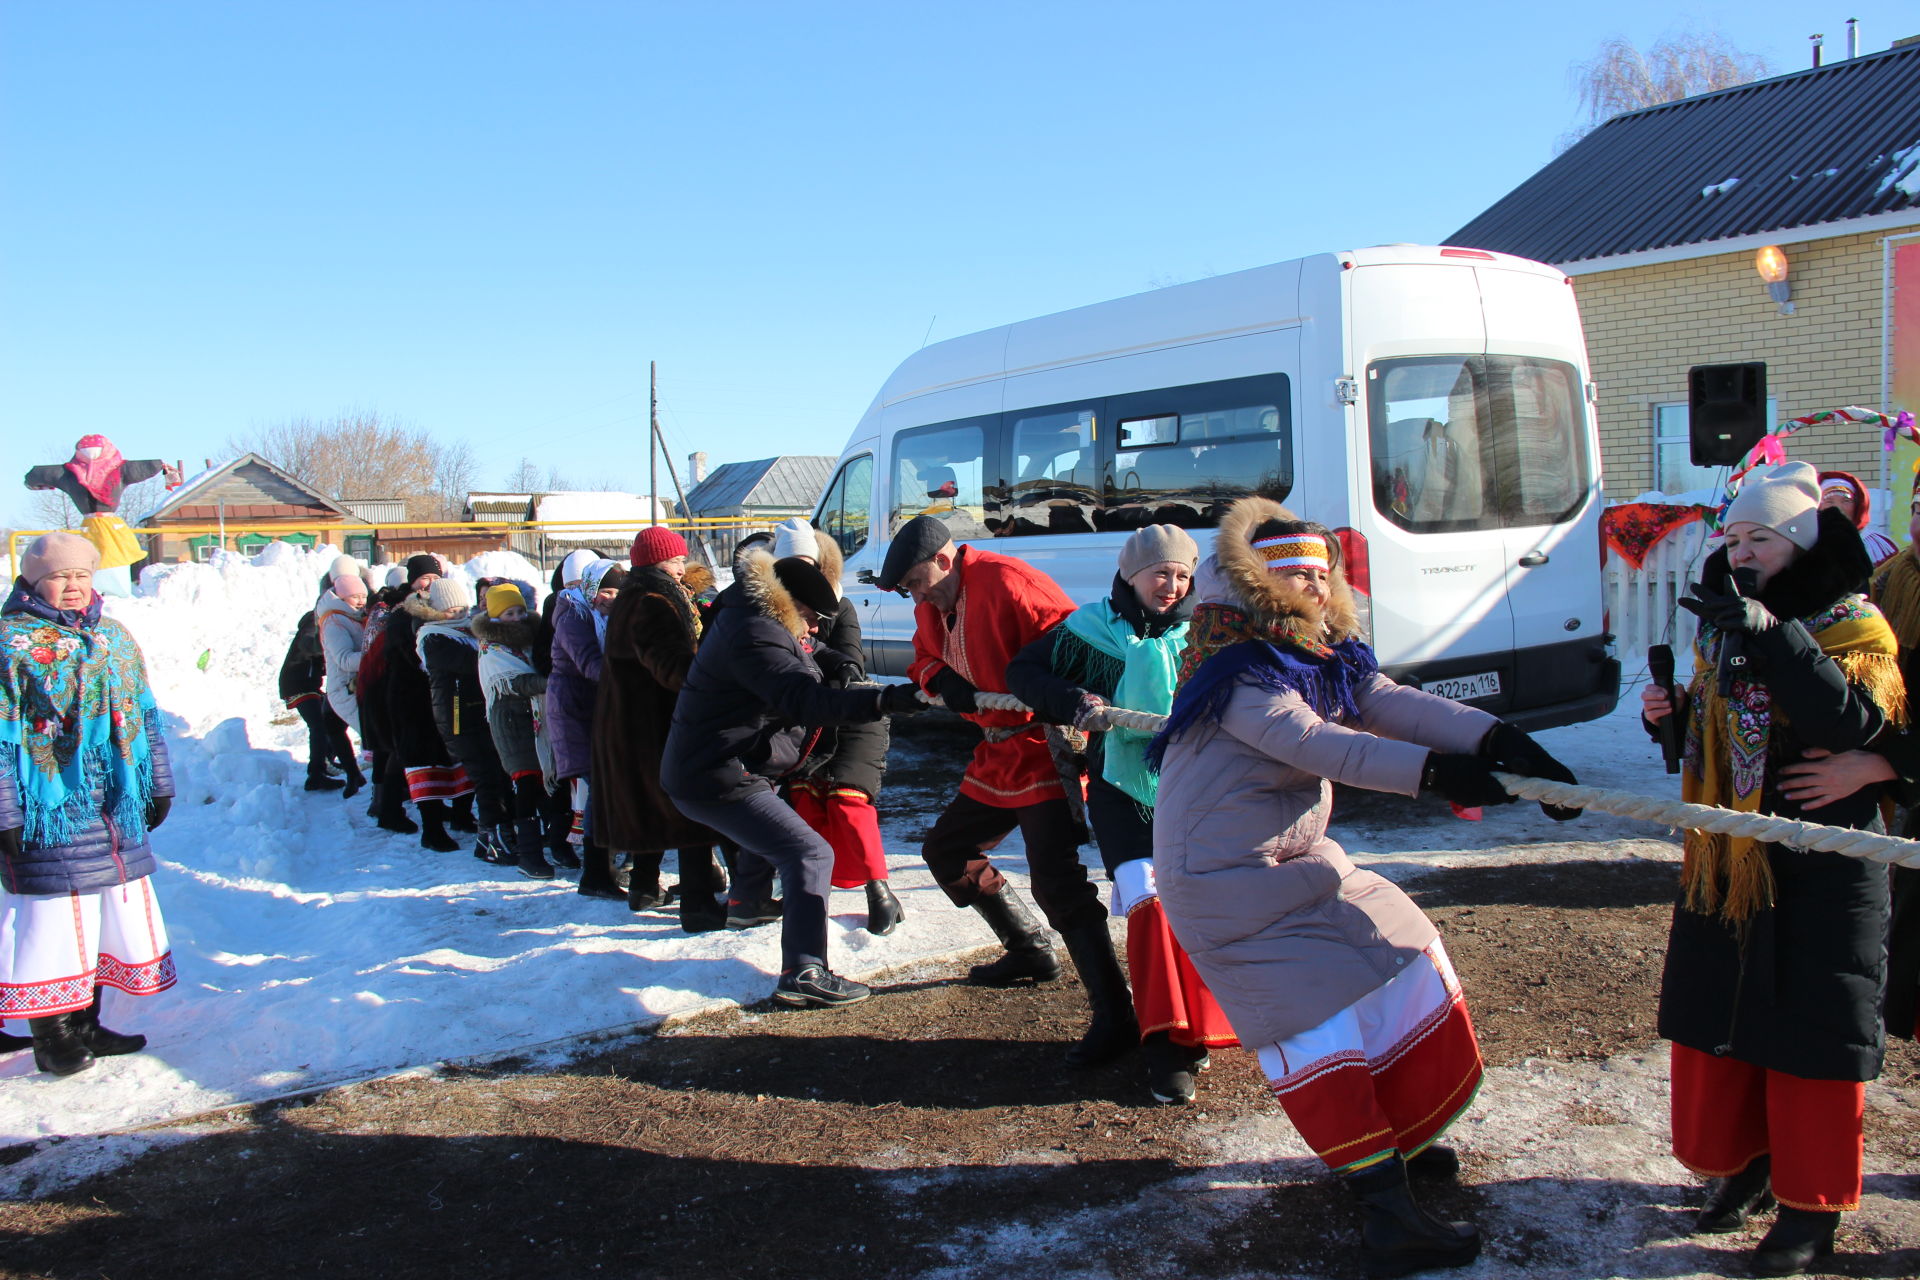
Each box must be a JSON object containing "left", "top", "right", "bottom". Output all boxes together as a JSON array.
[{"left": 1367, "top": 355, "right": 1587, "bottom": 534}]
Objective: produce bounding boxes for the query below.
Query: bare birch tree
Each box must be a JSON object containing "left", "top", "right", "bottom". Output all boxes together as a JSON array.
[{"left": 1561, "top": 31, "right": 1770, "bottom": 147}]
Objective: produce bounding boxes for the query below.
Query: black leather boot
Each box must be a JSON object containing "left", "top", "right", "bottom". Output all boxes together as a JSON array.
[
  {"left": 576, "top": 842, "right": 624, "bottom": 901},
  {"left": 677, "top": 847, "right": 727, "bottom": 933},
  {"left": 1696, "top": 1154, "right": 1773, "bottom": 1233},
  {"left": 1751, "top": 1206, "right": 1839, "bottom": 1277},
  {"left": 73, "top": 988, "right": 146, "bottom": 1056},
  {"left": 966, "top": 887, "right": 1061, "bottom": 985},
  {"left": 627, "top": 851, "right": 666, "bottom": 911},
  {"left": 1345, "top": 1156, "right": 1481, "bottom": 1278},
  {"left": 865, "top": 879, "right": 905, "bottom": 936},
  {"left": 446, "top": 794, "right": 478, "bottom": 834},
  {"left": 1406, "top": 1144, "right": 1461, "bottom": 1180},
  {"left": 29, "top": 1013, "right": 95, "bottom": 1077},
  {"left": 418, "top": 800, "right": 459, "bottom": 853},
  {"left": 375, "top": 782, "right": 418, "bottom": 834},
  {"left": 1059, "top": 919, "right": 1139, "bottom": 1067},
  {"left": 512, "top": 817, "right": 553, "bottom": 880}
]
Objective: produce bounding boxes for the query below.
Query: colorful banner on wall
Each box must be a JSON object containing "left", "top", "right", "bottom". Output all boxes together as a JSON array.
[{"left": 1893, "top": 236, "right": 1920, "bottom": 544}]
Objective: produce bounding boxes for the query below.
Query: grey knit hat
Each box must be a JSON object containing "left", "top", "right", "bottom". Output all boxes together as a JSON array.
[
  {"left": 1119, "top": 524, "right": 1200, "bottom": 579},
  {"left": 427, "top": 577, "right": 474, "bottom": 612},
  {"left": 1723, "top": 461, "right": 1821, "bottom": 550}
]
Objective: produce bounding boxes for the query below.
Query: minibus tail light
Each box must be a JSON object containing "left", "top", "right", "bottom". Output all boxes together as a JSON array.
[{"left": 1333, "top": 527, "right": 1372, "bottom": 643}]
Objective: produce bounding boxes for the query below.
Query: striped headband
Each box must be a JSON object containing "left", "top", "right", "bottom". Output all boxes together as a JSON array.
[
  {"left": 1253, "top": 533, "right": 1329, "bottom": 572},
  {"left": 1820, "top": 479, "right": 1854, "bottom": 495}
]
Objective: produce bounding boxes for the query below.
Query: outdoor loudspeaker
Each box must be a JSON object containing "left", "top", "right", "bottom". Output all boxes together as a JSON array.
[{"left": 1688, "top": 362, "right": 1768, "bottom": 466}]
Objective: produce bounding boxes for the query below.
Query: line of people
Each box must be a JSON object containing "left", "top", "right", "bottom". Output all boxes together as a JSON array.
[{"left": 280, "top": 524, "right": 915, "bottom": 950}]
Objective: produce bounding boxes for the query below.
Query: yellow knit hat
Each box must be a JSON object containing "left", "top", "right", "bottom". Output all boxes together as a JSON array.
[{"left": 484, "top": 583, "right": 526, "bottom": 618}]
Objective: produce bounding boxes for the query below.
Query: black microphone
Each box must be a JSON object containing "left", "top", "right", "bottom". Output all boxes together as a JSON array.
[
  {"left": 1648, "top": 644, "right": 1683, "bottom": 774},
  {"left": 1716, "top": 566, "right": 1762, "bottom": 695}
]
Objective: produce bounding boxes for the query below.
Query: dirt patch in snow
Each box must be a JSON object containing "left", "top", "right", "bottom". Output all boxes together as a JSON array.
[{"left": 3, "top": 855, "right": 1915, "bottom": 1280}]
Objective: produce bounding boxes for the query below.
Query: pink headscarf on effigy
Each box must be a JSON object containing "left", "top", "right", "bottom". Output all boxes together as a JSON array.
[{"left": 64, "top": 434, "right": 127, "bottom": 506}]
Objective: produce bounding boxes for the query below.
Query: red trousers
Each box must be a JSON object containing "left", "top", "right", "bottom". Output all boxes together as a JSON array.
[
  {"left": 1670, "top": 1043, "right": 1865, "bottom": 1210},
  {"left": 1126, "top": 898, "right": 1237, "bottom": 1049},
  {"left": 788, "top": 780, "right": 888, "bottom": 889}
]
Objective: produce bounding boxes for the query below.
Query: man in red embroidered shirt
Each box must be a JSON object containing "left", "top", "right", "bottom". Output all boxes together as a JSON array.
[{"left": 880, "top": 517, "right": 1124, "bottom": 1057}]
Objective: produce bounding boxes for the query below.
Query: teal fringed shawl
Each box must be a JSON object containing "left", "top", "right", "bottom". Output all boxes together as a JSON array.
[{"left": 1, "top": 585, "right": 157, "bottom": 847}]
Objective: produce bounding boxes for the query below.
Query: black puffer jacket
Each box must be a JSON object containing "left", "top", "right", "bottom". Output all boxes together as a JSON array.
[
  {"left": 795, "top": 596, "right": 889, "bottom": 799},
  {"left": 661, "top": 549, "right": 890, "bottom": 805},
  {"left": 1657, "top": 513, "right": 1893, "bottom": 1081},
  {"left": 277, "top": 611, "right": 325, "bottom": 703},
  {"left": 419, "top": 619, "right": 495, "bottom": 772},
  {"left": 382, "top": 594, "right": 454, "bottom": 767}
]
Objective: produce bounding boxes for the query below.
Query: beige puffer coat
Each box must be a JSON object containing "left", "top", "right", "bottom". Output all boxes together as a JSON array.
[{"left": 1151, "top": 499, "right": 1496, "bottom": 1050}]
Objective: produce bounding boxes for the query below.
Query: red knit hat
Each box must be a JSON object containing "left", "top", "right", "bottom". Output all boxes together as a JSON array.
[{"left": 629, "top": 525, "right": 688, "bottom": 567}]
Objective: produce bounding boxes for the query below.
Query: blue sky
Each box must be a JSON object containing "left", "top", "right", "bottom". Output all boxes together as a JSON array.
[{"left": 4, "top": 1, "right": 1912, "bottom": 525}]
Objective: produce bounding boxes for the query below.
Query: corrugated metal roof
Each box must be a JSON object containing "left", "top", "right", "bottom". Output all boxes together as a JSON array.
[
  {"left": 1449, "top": 42, "right": 1920, "bottom": 266},
  {"left": 685, "top": 456, "right": 836, "bottom": 514},
  {"left": 141, "top": 453, "right": 361, "bottom": 525},
  {"left": 340, "top": 497, "right": 409, "bottom": 522}
]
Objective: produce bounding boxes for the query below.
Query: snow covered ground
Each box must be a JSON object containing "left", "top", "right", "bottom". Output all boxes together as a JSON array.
[{"left": 5, "top": 542, "right": 1667, "bottom": 1145}]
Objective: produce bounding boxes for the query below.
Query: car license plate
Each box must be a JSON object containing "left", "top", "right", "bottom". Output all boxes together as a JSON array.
[{"left": 1425, "top": 671, "right": 1500, "bottom": 702}]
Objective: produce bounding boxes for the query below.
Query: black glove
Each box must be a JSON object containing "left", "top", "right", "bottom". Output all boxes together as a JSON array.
[
  {"left": 146, "top": 795, "right": 172, "bottom": 832},
  {"left": 812, "top": 644, "right": 858, "bottom": 686},
  {"left": 1421, "top": 753, "right": 1516, "bottom": 809},
  {"left": 878, "top": 682, "right": 928, "bottom": 716},
  {"left": 0, "top": 827, "right": 19, "bottom": 863},
  {"left": 1677, "top": 581, "right": 1778, "bottom": 635},
  {"left": 1481, "top": 722, "right": 1581, "bottom": 820},
  {"left": 926, "top": 667, "right": 979, "bottom": 714}
]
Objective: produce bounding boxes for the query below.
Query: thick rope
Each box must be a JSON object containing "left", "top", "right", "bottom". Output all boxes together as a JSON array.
[{"left": 910, "top": 689, "right": 1920, "bottom": 868}]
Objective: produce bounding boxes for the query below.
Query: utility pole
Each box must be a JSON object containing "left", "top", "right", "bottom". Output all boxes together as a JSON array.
[
  {"left": 648, "top": 360, "right": 660, "bottom": 521},
  {"left": 648, "top": 365, "right": 711, "bottom": 567}
]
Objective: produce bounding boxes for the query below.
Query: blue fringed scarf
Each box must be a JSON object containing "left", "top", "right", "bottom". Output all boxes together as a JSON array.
[
  {"left": 1145, "top": 604, "right": 1378, "bottom": 772},
  {"left": 0, "top": 579, "right": 158, "bottom": 846}
]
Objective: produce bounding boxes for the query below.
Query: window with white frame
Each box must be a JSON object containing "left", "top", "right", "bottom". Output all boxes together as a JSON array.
[{"left": 1652, "top": 399, "right": 1777, "bottom": 498}]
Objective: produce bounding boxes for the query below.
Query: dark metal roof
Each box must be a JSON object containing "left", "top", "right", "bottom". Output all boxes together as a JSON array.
[
  {"left": 1450, "top": 41, "right": 1920, "bottom": 265},
  {"left": 684, "top": 456, "right": 836, "bottom": 514}
]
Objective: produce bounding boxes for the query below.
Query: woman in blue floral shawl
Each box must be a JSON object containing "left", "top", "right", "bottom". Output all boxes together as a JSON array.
[{"left": 0, "top": 533, "right": 176, "bottom": 1077}]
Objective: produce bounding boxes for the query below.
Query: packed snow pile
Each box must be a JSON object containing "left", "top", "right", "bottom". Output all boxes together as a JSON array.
[
  {"left": 2, "top": 540, "right": 1677, "bottom": 1150},
  {"left": 0, "top": 541, "right": 1006, "bottom": 1140}
]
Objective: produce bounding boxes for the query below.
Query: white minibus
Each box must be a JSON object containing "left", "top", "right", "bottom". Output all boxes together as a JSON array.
[{"left": 812, "top": 244, "right": 1620, "bottom": 730}]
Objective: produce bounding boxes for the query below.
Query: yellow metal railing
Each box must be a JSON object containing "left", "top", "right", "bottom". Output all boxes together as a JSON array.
[{"left": 7, "top": 515, "right": 755, "bottom": 568}]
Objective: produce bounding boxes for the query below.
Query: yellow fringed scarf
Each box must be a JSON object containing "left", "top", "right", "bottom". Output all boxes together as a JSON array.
[
  {"left": 1871, "top": 546, "right": 1920, "bottom": 652},
  {"left": 1681, "top": 598, "right": 1904, "bottom": 923}
]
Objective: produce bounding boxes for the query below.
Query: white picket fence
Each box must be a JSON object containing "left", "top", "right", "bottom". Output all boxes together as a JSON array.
[{"left": 1604, "top": 519, "right": 1709, "bottom": 675}]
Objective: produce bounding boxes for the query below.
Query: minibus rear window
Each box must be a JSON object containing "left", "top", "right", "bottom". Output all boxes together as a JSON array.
[{"left": 1368, "top": 356, "right": 1587, "bottom": 534}]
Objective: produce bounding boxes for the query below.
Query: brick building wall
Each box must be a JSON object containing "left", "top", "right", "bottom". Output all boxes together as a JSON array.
[{"left": 1573, "top": 223, "right": 1920, "bottom": 500}]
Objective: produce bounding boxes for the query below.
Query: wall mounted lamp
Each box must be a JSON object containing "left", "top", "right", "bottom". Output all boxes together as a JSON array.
[{"left": 1755, "top": 245, "right": 1795, "bottom": 315}]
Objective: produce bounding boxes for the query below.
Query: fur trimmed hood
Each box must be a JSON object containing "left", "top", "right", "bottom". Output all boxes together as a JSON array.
[
  {"left": 1207, "top": 497, "right": 1361, "bottom": 641},
  {"left": 738, "top": 547, "right": 808, "bottom": 639},
  {"left": 470, "top": 612, "right": 539, "bottom": 650},
  {"left": 401, "top": 591, "right": 466, "bottom": 624},
  {"left": 816, "top": 529, "right": 844, "bottom": 599}
]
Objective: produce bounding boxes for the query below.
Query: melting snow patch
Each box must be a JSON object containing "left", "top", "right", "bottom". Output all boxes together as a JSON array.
[
  {"left": 1879, "top": 141, "right": 1920, "bottom": 198},
  {"left": 1699, "top": 177, "right": 1741, "bottom": 198}
]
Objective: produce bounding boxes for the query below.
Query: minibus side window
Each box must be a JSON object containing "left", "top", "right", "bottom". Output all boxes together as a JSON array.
[
  {"left": 1368, "top": 356, "right": 1587, "bottom": 533},
  {"left": 889, "top": 419, "right": 996, "bottom": 541},
  {"left": 1004, "top": 404, "right": 1102, "bottom": 535},
  {"left": 1099, "top": 374, "right": 1293, "bottom": 530},
  {"left": 815, "top": 453, "right": 873, "bottom": 557}
]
